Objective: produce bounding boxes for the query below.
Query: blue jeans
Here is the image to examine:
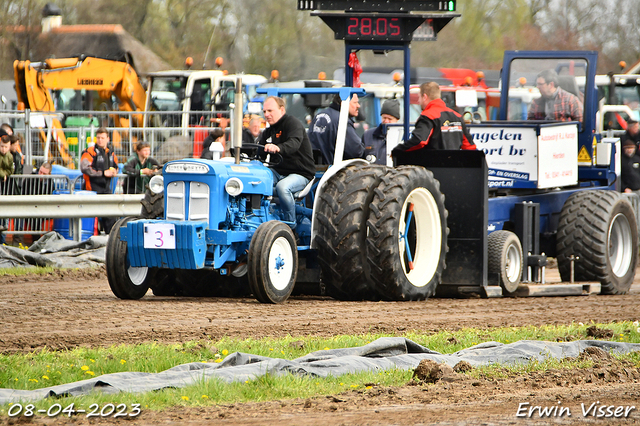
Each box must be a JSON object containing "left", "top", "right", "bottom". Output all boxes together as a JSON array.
[{"left": 270, "top": 169, "right": 309, "bottom": 229}]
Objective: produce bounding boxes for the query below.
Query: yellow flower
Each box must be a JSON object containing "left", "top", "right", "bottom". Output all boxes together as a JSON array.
[
  {"left": 85, "top": 371, "right": 95, "bottom": 376},
  {"left": 42, "top": 376, "right": 49, "bottom": 380},
  {"left": 181, "top": 396, "right": 189, "bottom": 401},
  {"left": 324, "top": 347, "right": 330, "bottom": 350},
  {"left": 222, "top": 349, "right": 228, "bottom": 356},
  {"left": 269, "top": 348, "right": 274, "bottom": 351},
  {"left": 350, "top": 384, "right": 358, "bottom": 388},
  {"left": 28, "top": 379, "right": 38, "bottom": 383},
  {"left": 281, "top": 350, "right": 285, "bottom": 355},
  {"left": 120, "top": 359, "right": 126, "bottom": 365},
  {"left": 201, "top": 395, "right": 209, "bottom": 399},
  {"left": 366, "top": 386, "right": 373, "bottom": 389},
  {"left": 215, "top": 359, "right": 222, "bottom": 363},
  {"left": 90, "top": 359, "right": 95, "bottom": 363},
  {"left": 81, "top": 365, "right": 89, "bottom": 371},
  {"left": 340, "top": 382, "right": 344, "bottom": 386}
]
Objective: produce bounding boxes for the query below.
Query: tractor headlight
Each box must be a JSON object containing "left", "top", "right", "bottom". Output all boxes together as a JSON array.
[
  {"left": 225, "top": 177, "right": 244, "bottom": 197},
  {"left": 149, "top": 175, "right": 164, "bottom": 194}
]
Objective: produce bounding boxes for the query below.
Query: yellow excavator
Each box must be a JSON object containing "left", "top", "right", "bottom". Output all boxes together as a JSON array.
[{"left": 13, "top": 55, "right": 147, "bottom": 168}]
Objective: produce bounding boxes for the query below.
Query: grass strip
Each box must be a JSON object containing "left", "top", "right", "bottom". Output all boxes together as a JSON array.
[{"left": 0, "top": 321, "right": 638, "bottom": 415}]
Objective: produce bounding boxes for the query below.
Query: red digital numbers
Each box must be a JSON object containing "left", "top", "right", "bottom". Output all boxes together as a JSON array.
[{"left": 347, "top": 17, "right": 402, "bottom": 39}]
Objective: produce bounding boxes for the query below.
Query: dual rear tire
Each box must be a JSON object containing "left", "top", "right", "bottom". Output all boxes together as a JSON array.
[{"left": 315, "top": 163, "right": 448, "bottom": 301}]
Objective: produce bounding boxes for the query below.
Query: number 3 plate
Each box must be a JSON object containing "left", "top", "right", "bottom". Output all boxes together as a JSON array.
[{"left": 143, "top": 223, "right": 176, "bottom": 249}]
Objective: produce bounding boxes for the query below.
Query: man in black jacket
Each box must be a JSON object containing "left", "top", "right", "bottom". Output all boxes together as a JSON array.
[
  {"left": 621, "top": 138, "right": 640, "bottom": 193},
  {"left": 308, "top": 94, "right": 364, "bottom": 164},
  {"left": 621, "top": 119, "right": 640, "bottom": 149},
  {"left": 260, "top": 96, "right": 315, "bottom": 230}
]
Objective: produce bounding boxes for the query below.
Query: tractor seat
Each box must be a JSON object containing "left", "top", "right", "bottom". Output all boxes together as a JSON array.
[{"left": 293, "top": 177, "right": 318, "bottom": 201}]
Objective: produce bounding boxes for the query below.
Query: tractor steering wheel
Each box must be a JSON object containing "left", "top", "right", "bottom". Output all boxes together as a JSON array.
[{"left": 231, "top": 143, "right": 282, "bottom": 166}]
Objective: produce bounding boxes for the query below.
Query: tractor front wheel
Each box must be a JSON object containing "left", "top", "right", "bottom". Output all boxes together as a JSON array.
[
  {"left": 106, "top": 216, "right": 152, "bottom": 299},
  {"left": 247, "top": 221, "right": 297, "bottom": 304}
]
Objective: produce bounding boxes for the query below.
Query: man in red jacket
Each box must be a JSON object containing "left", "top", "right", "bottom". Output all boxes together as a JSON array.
[{"left": 392, "top": 82, "right": 476, "bottom": 154}]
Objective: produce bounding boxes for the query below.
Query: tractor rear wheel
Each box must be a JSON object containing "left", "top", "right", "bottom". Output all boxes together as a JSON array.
[
  {"left": 366, "top": 166, "right": 447, "bottom": 301},
  {"left": 140, "top": 188, "right": 164, "bottom": 219},
  {"left": 557, "top": 190, "right": 638, "bottom": 294},
  {"left": 487, "top": 230, "right": 523, "bottom": 294},
  {"left": 314, "top": 163, "right": 387, "bottom": 300},
  {"left": 247, "top": 221, "right": 297, "bottom": 304},
  {"left": 106, "top": 216, "right": 152, "bottom": 299}
]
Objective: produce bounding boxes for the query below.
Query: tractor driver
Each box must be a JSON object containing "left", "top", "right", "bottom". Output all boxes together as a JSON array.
[
  {"left": 260, "top": 96, "right": 315, "bottom": 231},
  {"left": 392, "top": 82, "right": 477, "bottom": 155},
  {"left": 528, "top": 69, "right": 583, "bottom": 122}
]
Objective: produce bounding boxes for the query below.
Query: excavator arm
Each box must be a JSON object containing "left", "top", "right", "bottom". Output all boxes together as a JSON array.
[{"left": 13, "top": 56, "right": 147, "bottom": 167}]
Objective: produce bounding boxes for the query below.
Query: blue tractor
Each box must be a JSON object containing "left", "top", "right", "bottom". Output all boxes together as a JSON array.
[{"left": 106, "top": 86, "right": 449, "bottom": 303}]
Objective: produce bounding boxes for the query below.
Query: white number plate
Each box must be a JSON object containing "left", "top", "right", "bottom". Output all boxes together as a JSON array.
[{"left": 143, "top": 223, "right": 176, "bottom": 249}]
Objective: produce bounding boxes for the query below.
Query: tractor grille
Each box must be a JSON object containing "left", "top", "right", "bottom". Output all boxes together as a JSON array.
[
  {"left": 188, "top": 182, "right": 210, "bottom": 220},
  {"left": 165, "top": 181, "right": 210, "bottom": 222}
]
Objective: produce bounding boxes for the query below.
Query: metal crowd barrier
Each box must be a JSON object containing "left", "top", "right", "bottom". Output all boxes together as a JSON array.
[{"left": 0, "top": 174, "right": 143, "bottom": 241}]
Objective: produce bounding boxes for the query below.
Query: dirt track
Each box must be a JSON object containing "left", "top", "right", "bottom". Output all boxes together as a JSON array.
[{"left": 1, "top": 266, "right": 640, "bottom": 425}]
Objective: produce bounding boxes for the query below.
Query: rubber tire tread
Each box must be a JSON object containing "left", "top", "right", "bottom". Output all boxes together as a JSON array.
[
  {"left": 106, "top": 216, "right": 151, "bottom": 299},
  {"left": 314, "top": 163, "right": 388, "bottom": 300},
  {"left": 487, "top": 230, "right": 523, "bottom": 294},
  {"left": 140, "top": 188, "right": 164, "bottom": 219},
  {"left": 556, "top": 190, "right": 638, "bottom": 294},
  {"left": 365, "top": 166, "right": 447, "bottom": 301},
  {"left": 247, "top": 221, "right": 297, "bottom": 304}
]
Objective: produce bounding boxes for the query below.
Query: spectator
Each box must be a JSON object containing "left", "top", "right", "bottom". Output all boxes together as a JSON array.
[
  {"left": 1, "top": 122, "right": 13, "bottom": 136},
  {"left": 201, "top": 128, "right": 226, "bottom": 160},
  {"left": 392, "top": 82, "right": 476, "bottom": 155},
  {"left": 0, "top": 133, "right": 13, "bottom": 191},
  {"left": 9, "top": 135, "right": 24, "bottom": 196},
  {"left": 260, "top": 96, "right": 315, "bottom": 231},
  {"left": 621, "top": 139, "right": 640, "bottom": 193},
  {"left": 362, "top": 99, "right": 401, "bottom": 165},
  {"left": 621, "top": 119, "right": 640, "bottom": 149},
  {"left": 308, "top": 93, "right": 365, "bottom": 164},
  {"left": 0, "top": 134, "right": 12, "bottom": 243},
  {"left": 242, "top": 117, "right": 262, "bottom": 145},
  {"left": 80, "top": 127, "right": 118, "bottom": 234},
  {"left": 527, "top": 70, "right": 583, "bottom": 122},
  {"left": 123, "top": 142, "right": 161, "bottom": 194}
]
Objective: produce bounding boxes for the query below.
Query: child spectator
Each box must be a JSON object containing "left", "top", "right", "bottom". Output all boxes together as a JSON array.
[{"left": 123, "top": 142, "right": 161, "bottom": 194}]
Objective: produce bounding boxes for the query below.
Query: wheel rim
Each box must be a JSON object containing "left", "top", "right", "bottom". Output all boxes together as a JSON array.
[
  {"left": 505, "top": 243, "right": 521, "bottom": 283},
  {"left": 128, "top": 266, "right": 149, "bottom": 286},
  {"left": 608, "top": 213, "right": 633, "bottom": 277},
  {"left": 398, "top": 187, "right": 442, "bottom": 287},
  {"left": 268, "top": 236, "right": 294, "bottom": 291}
]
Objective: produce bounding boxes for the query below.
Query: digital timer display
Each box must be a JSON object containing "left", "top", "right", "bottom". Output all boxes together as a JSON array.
[{"left": 345, "top": 16, "right": 405, "bottom": 40}]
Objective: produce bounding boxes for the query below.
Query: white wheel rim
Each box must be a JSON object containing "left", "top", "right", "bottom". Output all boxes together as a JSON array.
[
  {"left": 268, "top": 236, "right": 294, "bottom": 291},
  {"left": 398, "top": 187, "right": 442, "bottom": 287},
  {"left": 608, "top": 213, "right": 632, "bottom": 277},
  {"left": 505, "top": 244, "right": 521, "bottom": 283},
  {"left": 128, "top": 266, "right": 149, "bottom": 286}
]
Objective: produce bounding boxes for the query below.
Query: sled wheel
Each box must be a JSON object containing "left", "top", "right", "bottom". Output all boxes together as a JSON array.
[
  {"left": 247, "top": 221, "right": 297, "bottom": 304},
  {"left": 366, "top": 166, "right": 447, "bottom": 301},
  {"left": 106, "top": 216, "right": 152, "bottom": 299},
  {"left": 557, "top": 190, "right": 638, "bottom": 294},
  {"left": 314, "top": 163, "right": 387, "bottom": 300},
  {"left": 487, "top": 230, "right": 523, "bottom": 294}
]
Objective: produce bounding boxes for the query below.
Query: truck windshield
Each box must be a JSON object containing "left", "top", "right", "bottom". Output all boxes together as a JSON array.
[
  {"left": 149, "top": 77, "right": 188, "bottom": 111},
  {"left": 507, "top": 58, "right": 587, "bottom": 126}
]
